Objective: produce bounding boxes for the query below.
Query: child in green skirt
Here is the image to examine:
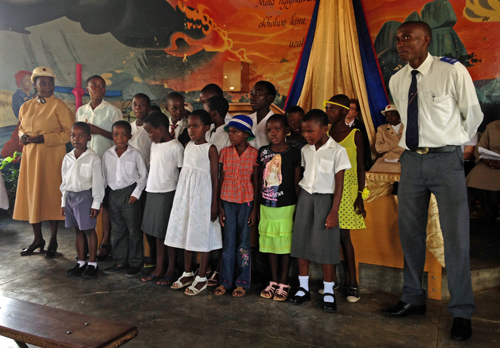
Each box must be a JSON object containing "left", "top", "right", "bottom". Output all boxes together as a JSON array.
[{"left": 257, "top": 114, "right": 302, "bottom": 301}]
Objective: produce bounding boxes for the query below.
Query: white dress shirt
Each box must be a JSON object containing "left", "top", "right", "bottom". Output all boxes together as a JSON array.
[
  {"left": 76, "top": 100, "right": 123, "bottom": 157},
  {"left": 225, "top": 112, "right": 233, "bottom": 124},
  {"left": 130, "top": 120, "right": 152, "bottom": 168},
  {"left": 102, "top": 145, "right": 148, "bottom": 199},
  {"left": 146, "top": 140, "right": 184, "bottom": 193},
  {"left": 389, "top": 53, "right": 483, "bottom": 150},
  {"left": 60, "top": 148, "right": 104, "bottom": 210},
  {"left": 205, "top": 124, "right": 231, "bottom": 154},
  {"left": 248, "top": 110, "right": 274, "bottom": 149},
  {"left": 299, "top": 137, "right": 351, "bottom": 194}
]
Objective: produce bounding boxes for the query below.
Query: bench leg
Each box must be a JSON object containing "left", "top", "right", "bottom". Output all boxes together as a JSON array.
[{"left": 14, "top": 340, "right": 29, "bottom": 348}]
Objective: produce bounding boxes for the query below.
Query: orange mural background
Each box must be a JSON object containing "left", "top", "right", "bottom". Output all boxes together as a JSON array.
[
  {"left": 361, "top": 0, "right": 500, "bottom": 81},
  {"left": 162, "top": 0, "right": 316, "bottom": 94}
]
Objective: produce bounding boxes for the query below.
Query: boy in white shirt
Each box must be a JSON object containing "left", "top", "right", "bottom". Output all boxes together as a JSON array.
[
  {"left": 204, "top": 96, "right": 231, "bottom": 154},
  {"left": 102, "top": 121, "right": 148, "bottom": 277},
  {"left": 76, "top": 75, "right": 123, "bottom": 158},
  {"left": 199, "top": 83, "right": 232, "bottom": 124},
  {"left": 62, "top": 122, "right": 105, "bottom": 278},
  {"left": 289, "top": 109, "right": 351, "bottom": 313},
  {"left": 248, "top": 81, "right": 276, "bottom": 149},
  {"left": 130, "top": 93, "right": 152, "bottom": 168}
]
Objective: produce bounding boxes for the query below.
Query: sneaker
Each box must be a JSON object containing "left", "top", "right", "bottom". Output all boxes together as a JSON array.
[
  {"left": 103, "top": 264, "right": 129, "bottom": 275},
  {"left": 346, "top": 286, "right": 360, "bottom": 302},
  {"left": 82, "top": 265, "right": 99, "bottom": 278},
  {"left": 66, "top": 263, "right": 87, "bottom": 276},
  {"left": 125, "top": 266, "right": 142, "bottom": 277},
  {"left": 143, "top": 258, "right": 157, "bottom": 268}
]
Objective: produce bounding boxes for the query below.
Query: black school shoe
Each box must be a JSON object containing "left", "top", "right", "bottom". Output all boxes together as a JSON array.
[
  {"left": 66, "top": 263, "right": 87, "bottom": 276},
  {"left": 82, "top": 265, "right": 99, "bottom": 278},
  {"left": 322, "top": 293, "right": 337, "bottom": 313},
  {"left": 125, "top": 266, "right": 143, "bottom": 278},
  {"left": 289, "top": 287, "right": 311, "bottom": 304},
  {"left": 451, "top": 317, "right": 472, "bottom": 341}
]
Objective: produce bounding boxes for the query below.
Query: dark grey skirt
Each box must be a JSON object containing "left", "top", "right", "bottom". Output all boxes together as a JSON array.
[
  {"left": 141, "top": 191, "right": 175, "bottom": 239},
  {"left": 290, "top": 189, "right": 340, "bottom": 265}
]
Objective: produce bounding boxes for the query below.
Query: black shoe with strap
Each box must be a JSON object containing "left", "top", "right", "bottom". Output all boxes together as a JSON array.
[{"left": 20, "top": 239, "right": 46, "bottom": 256}]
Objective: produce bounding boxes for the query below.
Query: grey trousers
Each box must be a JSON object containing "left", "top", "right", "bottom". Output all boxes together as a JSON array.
[
  {"left": 398, "top": 148, "right": 475, "bottom": 319},
  {"left": 109, "top": 184, "right": 144, "bottom": 268}
]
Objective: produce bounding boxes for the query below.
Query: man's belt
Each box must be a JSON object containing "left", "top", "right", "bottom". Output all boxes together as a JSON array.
[{"left": 415, "top": 145, "right": 458, "bottom": 154}]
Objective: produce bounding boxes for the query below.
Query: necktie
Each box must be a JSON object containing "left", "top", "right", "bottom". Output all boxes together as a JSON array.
[
  {"left": 170, "top": 124, "right": 178, "bottom": 138},
  {"left": 406, "top": 70, "right": 419, "bottom": 151}
]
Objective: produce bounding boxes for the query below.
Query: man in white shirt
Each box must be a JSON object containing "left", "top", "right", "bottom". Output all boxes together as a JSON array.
[
  {"left": 382, "top": 21, "right": 483, "bottom": 342},
  {"left": 101, "top": 121, "right": 148, "bottom": 278},
  {"left": 248, "top": 81, "right": 275, "bottom": 149}
]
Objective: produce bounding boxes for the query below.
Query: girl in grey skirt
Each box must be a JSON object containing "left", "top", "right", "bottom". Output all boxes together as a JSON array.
[{"left": 289, "top": 109, "right": 351, "bottom": 313}]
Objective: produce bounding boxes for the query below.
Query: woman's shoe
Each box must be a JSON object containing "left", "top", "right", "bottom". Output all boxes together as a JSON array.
[
  {"left": 96, "top": 244, "right": 111, "bottom": 262},
  {"left": 20, "top": 239, "right": 46, "bottom": 256},
  {"left": 45, "top": 242, "right": 58, "bottom": 258}
]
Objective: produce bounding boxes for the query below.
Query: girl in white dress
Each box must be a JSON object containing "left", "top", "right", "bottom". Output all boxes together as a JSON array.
[{"left": 165, "top": 109, "right": 221, "bottom": 296}]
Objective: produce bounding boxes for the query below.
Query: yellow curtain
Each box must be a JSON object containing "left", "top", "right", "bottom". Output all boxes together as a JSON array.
[{"left": 297, "top": 0, "right": 375, "bottom": 148}]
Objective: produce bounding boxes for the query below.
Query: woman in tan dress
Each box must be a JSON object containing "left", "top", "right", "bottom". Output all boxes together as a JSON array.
[
  {"left": 14, "top": 67, "right": 75, "bottom": 257},
  {"left": 466, "top": 119, "right": 500, "bottom": 224}
]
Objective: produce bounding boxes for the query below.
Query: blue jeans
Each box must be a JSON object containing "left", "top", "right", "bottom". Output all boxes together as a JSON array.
[{"left": 220, "top": 201, "right": 253, "bottom": 289}]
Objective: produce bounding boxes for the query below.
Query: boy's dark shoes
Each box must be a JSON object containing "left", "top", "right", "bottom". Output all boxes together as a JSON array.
[
  {"left": 66, "top": 263, "right": 87, "bottom": 276},
  {"left": 346, "top": 286, "right": 360, "bottom": 303},
  {"left": 125, "top": 266, "right": 142, "bottom": 278},
  {"left": 451, "top": 317, "right": 472, "bottom": 341},
  {"left": 289, "top": 287, "right": 311, "bottom": 304},
  {"left": 82, "top": 265, "right": 99, "bottom": 278},
  {"left": 322, "top": 293, "right": 337, "bottom": 313},
  {"left": 103, "top": 264, "right": 129, "bottom": 275},
  {"left": 382, "top": 301, "right": 426, "bottom": 317}
]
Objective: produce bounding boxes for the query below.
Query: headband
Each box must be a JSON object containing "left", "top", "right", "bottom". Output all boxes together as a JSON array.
[{"left": 323, "top": 100, "right": 350, "bottom": 110}]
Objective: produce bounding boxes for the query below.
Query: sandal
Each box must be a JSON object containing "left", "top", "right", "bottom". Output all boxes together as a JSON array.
[
  {"left": 273, "top": 283, "right": 291, "bottom": 302},
  {"left": 185, "top": 276, "right": 208, "bottom": 296},
  {"left": 260, "top": 281, "right": 278, "bottom": 299},
  {"left": 207, "top": 270, "right": 220, "bottom": 287},
  {"left": 157, "top": 276, "right": 174, "bottom": 286},
  {"left": 171, "top": 272, "right": 194, "bottom": 289},
  {"left": 214, "top": 285, "right": 226, "bottom": 296},
  {"left": 140, "top": 274, "right": 163, "bottom": 283},
  {"left": 232, "top": 287, "right": 246, "bottom": 298}
]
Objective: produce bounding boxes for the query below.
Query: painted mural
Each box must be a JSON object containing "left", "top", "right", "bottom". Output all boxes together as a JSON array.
[
  {"left": 0, "top": 0, "right": 317, "bottom": 157},
  {"left": 361, "top": 0, "right": 500, "bottom": 129}
]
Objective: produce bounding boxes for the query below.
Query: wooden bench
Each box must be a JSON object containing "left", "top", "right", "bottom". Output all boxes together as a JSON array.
[{"left": 0, "top": 296, "right": 138, "bottom": 348}]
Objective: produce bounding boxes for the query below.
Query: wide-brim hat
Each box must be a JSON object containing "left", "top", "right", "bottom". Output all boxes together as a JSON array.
[
  {"left": 224, "top": 115, "right": 255, "bottom": 140},
  {"left": 31, "top": 66, "right": 56, "bottom": 83},
  {"left": 381, "top": 103, "right": 398, "bottom": 116}
]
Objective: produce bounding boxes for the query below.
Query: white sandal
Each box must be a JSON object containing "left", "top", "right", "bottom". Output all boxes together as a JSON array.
[
  {"left": 171, "top": 271, "right": 194, "bottom": 289},
  {"left": 185, "top": 276, "right": 208, "bottom": 296}
]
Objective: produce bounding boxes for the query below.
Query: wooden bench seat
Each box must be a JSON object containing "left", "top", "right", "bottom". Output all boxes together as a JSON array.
[{"left": 0, "top": 296, "right": 138, "bottom": 348}]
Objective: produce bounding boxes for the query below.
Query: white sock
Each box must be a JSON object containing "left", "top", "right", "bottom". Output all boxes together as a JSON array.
[
  {"left": 87, "top": 262, "right": 97, "bottom": 268},
  {"left": 77, "top": 261, "right": 86, "bottom": 267},
  {"left": 323, "top": 281, "right": 334, "bottom": 303},
  {"left": 296, "top": 275, "right": 309, "bottom": 296}
]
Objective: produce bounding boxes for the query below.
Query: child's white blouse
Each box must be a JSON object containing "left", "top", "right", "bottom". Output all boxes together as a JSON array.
[{"left": 299, "top": 136, "right": 351, "bottom": 194}]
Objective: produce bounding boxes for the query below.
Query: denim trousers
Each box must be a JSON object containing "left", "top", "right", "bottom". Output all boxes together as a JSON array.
[{"left": 220, "top": 200, "right": 253, "bottom": 289}]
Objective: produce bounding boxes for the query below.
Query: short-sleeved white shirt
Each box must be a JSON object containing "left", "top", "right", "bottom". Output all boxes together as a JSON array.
[
  {"left": 205, "top": 124, "right": 231, "bottom": 154},
  {"left": 299, "top": 137, "right": 351, "bottom": 194},
  {"left": 146, "top": 140, "right": 184, "bottom": 193},
  {"left": 248, "top": 110, "right": 274, "bottom": 149},
  {"left": 130, "top": 120, "right": 152, "bottom": 168},
  {"left": 76, "top": 100, "right": 123, "bottom": 157}
]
